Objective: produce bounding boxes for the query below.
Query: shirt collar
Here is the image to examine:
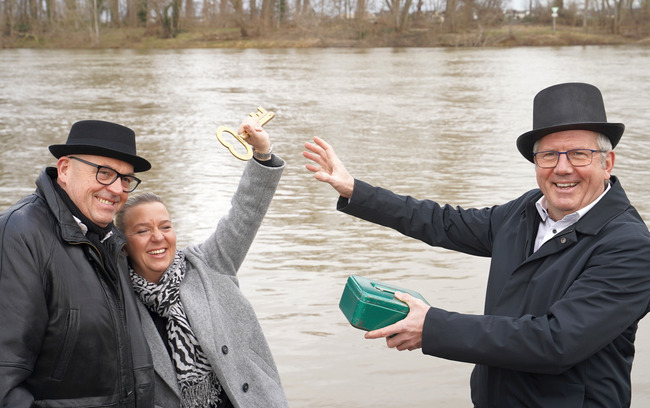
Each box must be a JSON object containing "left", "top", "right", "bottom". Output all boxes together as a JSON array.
[
  {"left": 72, "top": 215, "right": 114, "bottom": 243},
  {"left": 535, "top": 181, "right": 612, "bottom": 223}
]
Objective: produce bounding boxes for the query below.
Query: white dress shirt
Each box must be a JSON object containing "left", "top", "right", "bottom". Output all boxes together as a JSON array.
[{"left": 534, "top": 183, "right": 611, "bottom": 252}]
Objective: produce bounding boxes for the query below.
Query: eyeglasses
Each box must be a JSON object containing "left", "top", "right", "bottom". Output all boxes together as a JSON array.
[
  {"left": 69, "top": 156, "right": 141, "bottom": 193},
  {"left": 533, "top": 149, "right": 605, "bottom": 169}
]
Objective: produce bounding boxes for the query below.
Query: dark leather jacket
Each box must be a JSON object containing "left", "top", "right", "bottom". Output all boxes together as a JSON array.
[{"left": 0, "top": 168, "right": 155, "bottom": 407}]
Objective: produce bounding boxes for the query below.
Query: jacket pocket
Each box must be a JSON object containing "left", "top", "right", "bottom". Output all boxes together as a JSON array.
[
  {"left": 247, "top": 347, "right": 281, "bottom": 384},
  {"left": 52, "top": 308, "right": 79, "bottom": 381},
  {"left": 133, "top": 365, "right": 155, "bottom": 406}
]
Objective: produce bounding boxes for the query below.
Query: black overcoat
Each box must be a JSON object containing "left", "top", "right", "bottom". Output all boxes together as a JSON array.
[
  {"left": 339, "top": 175, "right": 650, "bottom": 408},
  {"left": 0, "top": 168, "right": 155, "bottom": 406}
]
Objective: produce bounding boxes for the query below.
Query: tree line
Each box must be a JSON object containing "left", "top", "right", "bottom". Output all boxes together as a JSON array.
[{"left": 1, "top": 0, "right": 648, "bottom": 45}]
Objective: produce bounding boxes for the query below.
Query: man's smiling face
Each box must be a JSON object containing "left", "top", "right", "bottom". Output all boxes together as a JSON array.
[
  {"left": 535, "top": 130, "right": 614, "bottom": 221},
  {"left": 57, "top": 154, "right": 133, "bottom": 227}
]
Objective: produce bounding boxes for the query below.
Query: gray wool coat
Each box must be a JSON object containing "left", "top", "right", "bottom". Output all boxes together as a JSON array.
[{"left": 136, "top": 157, "right": 289, "bottom": 408}]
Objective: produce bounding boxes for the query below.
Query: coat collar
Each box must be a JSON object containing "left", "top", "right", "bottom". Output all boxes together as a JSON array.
[
  {"left": 36, "top": 167, "right": 126, "bottom": 248},
  {"left": 571, "top": 176, "right": 630, "bottom": 236},
  {"left": 523, "top": 175, "right": 629, "bottom": 261}
]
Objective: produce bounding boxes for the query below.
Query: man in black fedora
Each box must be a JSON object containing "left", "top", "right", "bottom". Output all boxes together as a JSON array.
[
  {"left": 0, "top": 120, "right": 156, "bottom": 406},
  {"left": 304, "top": 82, "right": 650, "bottom": 407}
]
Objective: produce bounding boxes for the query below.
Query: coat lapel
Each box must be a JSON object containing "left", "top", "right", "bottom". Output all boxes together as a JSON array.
[
  {"left": 180, "top": 271, "right": 217, "bottom": 350},
  {"left": 180, "top": 272, "right": 232, "bottom": 390},
  {"left": 488, "top": 179, "right": 628, "bottom": 316},
  {"left": 136, "top": 300, "right": 181, "bottom": 397}
]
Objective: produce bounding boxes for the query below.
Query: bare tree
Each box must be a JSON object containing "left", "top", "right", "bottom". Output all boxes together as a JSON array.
[
  {"left": 230, "top": 0, "right": 249, "bottom": 36},
  {"left": 43, "top": 0, "right": 56, "bottom": 28},
  {"left": 150, "top": 0, "right": 181, "bottom": 36},
  {"left": 355, "top": 0, "right": 366, "bottom": 19},
  {"left": 125, "top": 0, "right": 138, "bottom": 26},
  {"left": 185, "top": 0, "right": 195, "bottom": 22},
  {"left": 89, "top": 0, "right": 101, "bottom": 44},
  {"left": 3, "top": 0, "right": 15, "bottom": 37},
  {"left": 603, "top": 0, "right": 623, "bottom": 33},
  {"left": 302, "top": 0, "right": 312, "bottom": 15},
  {"left": 1, "top": 0, "right": 647, "bottom": 46},
  {"left": 260, "top": 0, "right": 274, "bottom": 28},
  {"left": 385, "top": 0, "right": 413, "bottom": 31},
  {"left": 219, "top": 0, "right": 227, "bottom": 21},
  {"left": 445, "top": 0, "right": 458, "bottom": 32},
  {"left": 248, "top": 0, "right": 257, "bottom": 19},
  {"left": 107, "top": 0, "right": 119, "bottom": 25}
]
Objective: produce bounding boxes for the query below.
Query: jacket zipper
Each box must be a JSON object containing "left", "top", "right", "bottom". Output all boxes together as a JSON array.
[{"left": 85, "top": 243, "right": 135, "bottom": 403}]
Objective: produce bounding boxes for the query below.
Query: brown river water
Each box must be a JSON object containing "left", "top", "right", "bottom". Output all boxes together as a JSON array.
[{"left": 1, "top": 46, "right": 650, "bottom": 407}]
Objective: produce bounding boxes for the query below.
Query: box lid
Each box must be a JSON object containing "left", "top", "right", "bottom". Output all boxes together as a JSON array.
[
  {"left": 345, "top": 275, "right": 429, "bottom": 310},
  {"left": 339, "top": 275, "right": 430, "bottom": 331},
  {"left": 350, "top": 275, "right": 406, "bottom": 311}
]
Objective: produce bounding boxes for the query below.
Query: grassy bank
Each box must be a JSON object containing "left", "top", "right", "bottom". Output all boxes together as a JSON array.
[{"left": 4, "top": 22, "right": 650, "bottom": 49}]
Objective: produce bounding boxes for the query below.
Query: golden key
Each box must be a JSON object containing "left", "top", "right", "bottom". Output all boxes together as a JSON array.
[{"left": 216, "top": 107, "right": 275, "bottom": 161}]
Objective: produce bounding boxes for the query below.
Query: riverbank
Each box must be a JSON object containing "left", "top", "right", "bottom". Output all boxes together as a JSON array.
[{"left": 4, "top": 22, "right": 649, "bottom": 49}]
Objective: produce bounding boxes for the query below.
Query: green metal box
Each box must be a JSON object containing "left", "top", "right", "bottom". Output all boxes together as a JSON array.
[{"left": 339, "top": 275, "right": 429, "bottom": 331}]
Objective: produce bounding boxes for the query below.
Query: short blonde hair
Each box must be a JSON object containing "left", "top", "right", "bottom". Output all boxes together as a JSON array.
[{"left": 115, "top": 192, "right": 167, "bottom": 232}]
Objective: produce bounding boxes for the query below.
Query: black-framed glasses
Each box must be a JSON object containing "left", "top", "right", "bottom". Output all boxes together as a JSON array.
[
  {"left": 533, "top": 149, "right": 605, "bottom": 169},
  {"left": 69, "top": 156, "right": 141, "bottom": 193}
]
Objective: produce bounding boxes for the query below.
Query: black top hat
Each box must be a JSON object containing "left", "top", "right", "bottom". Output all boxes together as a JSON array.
[
  {"left": 516, "top": 82, "right": 625, "bottom": 163},
  {"left": 49, "top": 120, "right": 151, "bottom": 172}
]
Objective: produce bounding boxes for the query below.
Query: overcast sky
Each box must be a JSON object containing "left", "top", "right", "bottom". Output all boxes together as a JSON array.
[{"left": 509, "top": 0, "right": 530, "bottom": 10}]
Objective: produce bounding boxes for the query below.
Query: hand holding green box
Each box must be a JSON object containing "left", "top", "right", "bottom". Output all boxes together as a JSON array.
[{"left": 339, "top": 275, "right": 430, "bottom": 331}]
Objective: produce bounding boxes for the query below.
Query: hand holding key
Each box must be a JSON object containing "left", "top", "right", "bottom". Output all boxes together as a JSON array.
[{"left": 217, "top": 107, "right": 275, "bottom": 161}]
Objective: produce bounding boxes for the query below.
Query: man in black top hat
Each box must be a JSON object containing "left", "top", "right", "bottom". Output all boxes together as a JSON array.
[
  {"left": 0, "top": 120, "right": 156, "bottom": 406},
  {"left": 304, "top": 83, "right": 650, "bottom": 407}
]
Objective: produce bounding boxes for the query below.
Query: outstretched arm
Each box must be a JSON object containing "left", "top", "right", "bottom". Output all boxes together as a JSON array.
[
  {"left": 187, "top": 116, "right": 285, "bottom": 275},
  {"left": 303, "top": 136, "right": 355, "bottom": 198}
]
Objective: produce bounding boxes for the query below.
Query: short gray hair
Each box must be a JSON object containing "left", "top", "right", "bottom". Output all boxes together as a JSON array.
[
  {"left": 595, "top": 133, "right": 613, "bottom": 167},
  {"left": 532, "top": 132, "right": 612, "bottom": 168}
]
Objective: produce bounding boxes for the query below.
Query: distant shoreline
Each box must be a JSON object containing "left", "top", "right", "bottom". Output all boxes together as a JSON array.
[{"left": 3, "top": 24, "right": 649, "bottom": 49}]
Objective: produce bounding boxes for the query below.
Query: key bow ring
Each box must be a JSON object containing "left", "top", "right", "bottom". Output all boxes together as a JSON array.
[{"left": 216, "top": 107, "right": 275, "bottom": 161}]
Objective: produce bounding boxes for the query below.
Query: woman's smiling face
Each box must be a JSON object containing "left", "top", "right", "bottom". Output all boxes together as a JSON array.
[{"left": 122, "top": 201, "right": 177, "bottom": 283}]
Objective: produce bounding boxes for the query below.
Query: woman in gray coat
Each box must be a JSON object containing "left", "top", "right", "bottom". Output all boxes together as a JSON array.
[{"left": 115, "top": 117, "right": 288, "bottom": 408}]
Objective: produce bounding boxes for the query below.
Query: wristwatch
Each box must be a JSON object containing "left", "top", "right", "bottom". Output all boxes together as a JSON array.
[{"left": 253, "top": 144, "right": 273, "bottom": 161}]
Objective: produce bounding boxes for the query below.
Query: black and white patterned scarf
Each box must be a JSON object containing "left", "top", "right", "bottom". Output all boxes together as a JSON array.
[{"left": 130, "top": 251, "right": 223, "bottom": 407}]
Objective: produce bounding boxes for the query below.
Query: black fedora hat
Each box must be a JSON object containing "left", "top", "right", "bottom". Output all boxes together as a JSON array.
[
  {"left": 49, "top": 120, "right": 151, "bottom": 172},
  {"left": 516, "top": 83, "right": 625, "bottom": 163}
]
